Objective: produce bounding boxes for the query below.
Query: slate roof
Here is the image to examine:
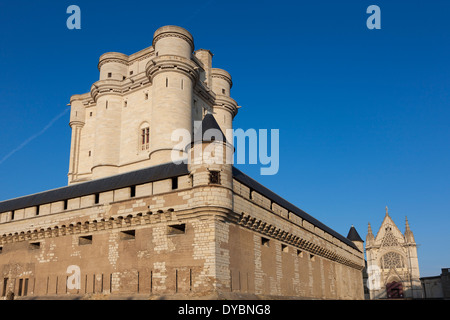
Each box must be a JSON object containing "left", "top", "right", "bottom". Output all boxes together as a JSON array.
[
  {"left": 347, "top": 225, "right": 364, "bottom": 242},
  {"left": 193, "top": 113, "right": 227, "bottom": 143},
  {"left": 0, "top": 162, "right": 189, "bottom": 213},
  {"left": 0, "top": 160, "right": 357, "bottom": 251},
  {"left": 232, "top": 167, "right": 359, "bottom": 251}
]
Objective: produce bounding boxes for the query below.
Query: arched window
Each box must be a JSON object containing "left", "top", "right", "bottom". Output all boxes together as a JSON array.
[{"left": 139, "top": 123, "right": 150, "bottom": 151}]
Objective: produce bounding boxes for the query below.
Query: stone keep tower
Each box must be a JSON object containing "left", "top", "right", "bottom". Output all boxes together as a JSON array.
[
  {"left": 365, "top": 207, "right": 423, "bottom": 299},
  {"left": 68, "top": 25, "right": 239, "bottom": 184}
]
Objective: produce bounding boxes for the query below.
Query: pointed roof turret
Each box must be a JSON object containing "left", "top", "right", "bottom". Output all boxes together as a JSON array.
[
  {"left": 193, "top": 113, "right": 227, "bottom": 143},
  {"left": 347, "top": 225, "right": 363, "bottom": 242}
]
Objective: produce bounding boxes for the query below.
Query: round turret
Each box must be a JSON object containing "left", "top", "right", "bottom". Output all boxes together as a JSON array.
[
  {"left": 146, "top": 25, "right": 198, "bottom": 165},
  {"left": 152, "top": 25, "right": 194, "bottom": 59},
  {"left": 69, "top": 95, "right": 86, "bottom": 127},
  {"left": 211, "top": 68, "right": 232, "bottom": 97},
  {"left": 210, "top": 68, "right": 236, "bottom": 142},
  {"left": 98, "top": 52, "right": 129, "bottom": 81}
]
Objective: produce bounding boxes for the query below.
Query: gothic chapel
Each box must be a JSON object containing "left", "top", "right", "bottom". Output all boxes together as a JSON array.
[{"left": 365, "top": 207, "right": 423, "bottom": 299}]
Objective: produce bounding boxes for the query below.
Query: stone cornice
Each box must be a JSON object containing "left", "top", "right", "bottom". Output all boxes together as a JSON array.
[
  {"left": 97, "top": 52, "right": 129, "bottom": 71},
  {"left": 97, "top": 49, "right": 155, "bottom": 70},
  {"left": 211, "top": 68, "right": 233, "bottom": 88},
  {"left": 69, "top": 121, "right": 85, "bottom": 128},
  {"left": 90, "top": 81, "right": 123, "bottom": 101},
  {"left": 97, "top": 57, "right": 129, "bottom": 70},
  {"left": 237, "top": 212, "right": 364, "bottom": 271},
  {"left": 152, "top": 27, "right": 194, "bottom": 51},
  {"left": 0, "top": 208, "right": 190, "bottom": 245},
  {"left": 0, "top": 204, "right": 234, "bottom": 246},
  {"left": 214, "top": 95, "right": 239, "bottom": 117},
  {"left": 194, "top": 81, "right": 215, "bottom": 105},
  {"left": 145, "top": 55, "right": 200, "bottom": 83},
  {"left": 90, "top": 73, "right": 151, "bottom": 102}
]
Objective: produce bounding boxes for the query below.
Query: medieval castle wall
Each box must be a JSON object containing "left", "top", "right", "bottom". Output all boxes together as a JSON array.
[{"left": 0, "top": 25, "right": 364, "bottom": 300}]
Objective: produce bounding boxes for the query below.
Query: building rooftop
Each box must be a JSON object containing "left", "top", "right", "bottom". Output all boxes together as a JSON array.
[
  {"left": 347, "top": 225, "right": 364, "bottom": 242},
  {"left": 0, "top": 161, "right": 358, "bottom": 251},
  {"left": 0, "top": 162, "right": 188, "bottom": 214}
]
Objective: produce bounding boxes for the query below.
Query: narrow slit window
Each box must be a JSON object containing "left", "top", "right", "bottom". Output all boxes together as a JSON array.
[
  {"left": 11, "top": 211, "right": 15, "bottom": 221},
  {"left": 181, "top": 79, "right": 183, "bottom": 90},
  {"left": 63, "top": 199, "right": 68, "bottom": 210},
  {"left": 166, "top": 77, "right": 168, "bottom": 87},
  {"left": 94, "top": 193, "right": 100, "bottom": 204},
  {"left": 18, "top": 279, "right": 23, "bottom": 297},
  {"left": 2, "top": 278, "right": 8, "bottom": 297},
  {"left": 145, "top": 92, "right": 149, "bottom": 100},
  {"left": 107, "top": 73, "right": 112, "bottom": 78},
  {"left": 23, "top": 279, "right": 28, "bottom": 296},
  {"left": 172, "top": 177, "right": 178, "bottom": 190},
  {"left": 130, "top": 186, "right": 136, "bottom": 198},
  {"left": 35, "top": 206, "right": 40, "bottom": 216},
  {"left": 222, "top": 89, "right": 226, "bottom": 94}
]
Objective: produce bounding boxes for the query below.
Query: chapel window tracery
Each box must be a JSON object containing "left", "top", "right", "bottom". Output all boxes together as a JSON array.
[
  {"left": 381, "top": 252, "right": 405, "bottom": 269},
  {"left": 381, "top": 230, "right": 400, "bottom": 247}
]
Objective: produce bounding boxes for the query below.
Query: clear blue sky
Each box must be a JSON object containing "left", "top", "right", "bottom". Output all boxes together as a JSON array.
[{"left": 0, "top": 0, "right": 449, "bottom": 277}]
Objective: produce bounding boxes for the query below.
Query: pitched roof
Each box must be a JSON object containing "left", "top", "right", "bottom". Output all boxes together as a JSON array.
[
  {"left": 193, "top": 113, "right": 227, "bottom": 143},
  {"left": 0, "top": 161, "right": 359, "bottom": 251},
  {"left": 347, "top": 225, "right": 364, "bottom": 242},
  {"left": 232, "top": 167, "right": 359, "bottom": 251},
  {"left": 0, "top": 162, "right": 189, "bottom": 213}
]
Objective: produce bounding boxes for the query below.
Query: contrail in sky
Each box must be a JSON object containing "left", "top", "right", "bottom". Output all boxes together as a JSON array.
[{"left": 0, "top": 107, "right": 70, "bottom": 166}]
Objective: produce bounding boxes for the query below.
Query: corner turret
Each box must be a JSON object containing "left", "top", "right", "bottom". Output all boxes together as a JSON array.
[{"left": 347, "top": 225, "right": 364, "bottom": 253}]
